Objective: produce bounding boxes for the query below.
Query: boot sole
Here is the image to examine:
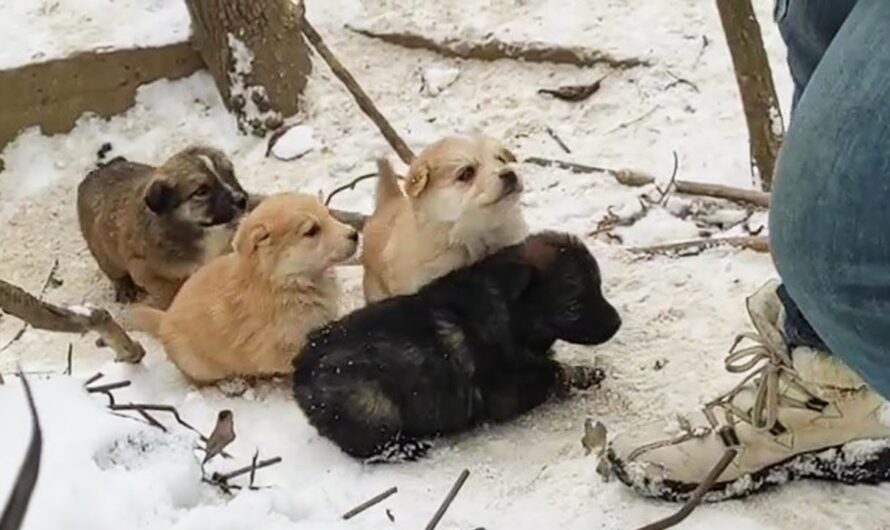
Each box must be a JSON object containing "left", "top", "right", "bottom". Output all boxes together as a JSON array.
[{"left": 608, "top": 437, "right": 890, "bottom": 502}]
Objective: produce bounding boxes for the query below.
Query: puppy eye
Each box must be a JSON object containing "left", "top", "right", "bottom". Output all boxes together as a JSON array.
[
  {"left": 456, "top": 166, "right": 476, "bottom": 182},
  {"left": 194, "top": 184, "right": 212, "bottom": 197},
  {"left": 304, "top": 224, "right": 321, "bottom": 237}
]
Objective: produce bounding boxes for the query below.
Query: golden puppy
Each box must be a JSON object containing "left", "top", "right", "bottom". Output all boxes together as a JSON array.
[
  {"left": 130, "top": 193, "right": 359, "bottom": 384},
  {"left": 362, "top": 134, "right": 528, "bottom": 302}
]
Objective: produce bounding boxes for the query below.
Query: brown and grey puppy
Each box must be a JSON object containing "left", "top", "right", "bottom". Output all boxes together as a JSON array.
[
  {"left": 77, "top": 145, "right": 249, "bottom": 308},
  {"left": 361, "top": 134, "right": 529, "bottom": 303},
  {"left": 129, "top": 193, "right": 359, "bottom": 384}
]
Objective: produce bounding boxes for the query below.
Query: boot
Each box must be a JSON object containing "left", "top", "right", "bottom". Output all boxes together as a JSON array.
[{"left": 607, "top": 280, "right": 890, "bottom": 501}]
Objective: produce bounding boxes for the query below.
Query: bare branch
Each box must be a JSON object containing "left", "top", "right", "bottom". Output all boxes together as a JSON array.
[
  {"left": 523, "top": 157, "right": 656, "bottom": 187},
  {"left": 302, "top": 19, "right": 414, "bottom": 164},
  {"left": 673, "top": 180, "right": 769, "bottom": 208},
  {"left": 342, "top": 487, "right": 399, "bottom": 520},
  {"left": 0, "top": 279, "right": 145, "bottom": 363},
  {"left": 425, "top": 469, "right": 470, "bottom": 530},
  {"left": 628, "top": 236, "right": 769, "bottom": 257},
  {"left": 324, "top": 172, "right": 377, "bottom": 207},
  {"left": 608, "top": 106, "right": 660, "bottom": 133},
  {"left": 656, "top": 151, "right": 680, "bottom": 205},
  {"left": 348, "top": 26, "right": 648, "bottom": 70},
  {"left": 545, "top": 127, "right": 571, "bottom": 154}
]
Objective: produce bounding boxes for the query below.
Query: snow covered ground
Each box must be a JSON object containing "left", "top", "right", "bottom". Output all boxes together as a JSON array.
[{"left": 2, "top": 1, "right": 889, "bottom": 529}]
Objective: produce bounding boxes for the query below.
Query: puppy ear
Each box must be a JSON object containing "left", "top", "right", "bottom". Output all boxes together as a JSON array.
[
  {"left": 498, "top": 147, "right": 517, "bottom": 163},
  {"left": 405, "top": 162, "right": 430, "bottom": 198},
  {"left": 144, "top": 179, "right": 177, "bottom": 215},
  {"left": 233, "top": 222, "right": 271, "bottom": 256}
]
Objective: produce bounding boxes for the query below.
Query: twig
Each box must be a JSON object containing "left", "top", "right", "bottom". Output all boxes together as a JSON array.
[
  {"left": 342, "top": 487, "right": 399, "bottom": 520},
  {"left": 664, "top": 70, "right": 699, "bottom": 92},
  {"left": 673, "top": 180, "right": 769, "bottom": 208},
  {"left": 136, "top": 410, "right": 167, "bottom": 432},
  {"left": 64, "top": 344, "right": 73, "bottom": 376},
  {"left": 693, "top": 35, "right": 710, "bottom": 66},
  {"left": 325, "top": 172, "right": 377, "bottom": 206},
  {"left": 0, "top": 279, "right": 145, "bottom": 363},
  {"left": 590, "top": 199, "right": 650, "bottom": 237},
  {"left": 302, "top": 18, "right": 415, "bottom": 164},
  {"left": 248, "top": 450, "right": 260, "bottom": 489},
  {"left": 636, "top": 448, "right": 738, "bottom": 530},
  {"left": 656, "top": 151, "right": 680, "bottom": 205},
  {"left": 0, "top": 260, "right": 60, "bottom": 353},
  {"left": 86, "top": 381, "right": 131, "bottom": 394},
  {"left": 608, "top": 106, "right": 660, "bottom": 133},
  {"left": 110, "top": 403, "right": 205, "bottom": 439},
  {"left": 83, "top": 372, "right": 104, "bottom": 387},
  {"left": 0, "top": 373, "right": 42, "bottom": 530},
  {"left": 523, "top": 157, "right": 655, "bottom": 187},
  {"left": 545, "top": 127, "right": 571, "bottom": 154},
  {"left": 348, "top": 26, "right": 649, "bottom": 70},
  {"left": 212, "top": 457, "right": 283, "bottom": 483},
  {"left": 628, "top": 236, "right": 769, "bottom": 257},
  {"left": 425, "top": 469, "right": 470, "bottom": 530}
]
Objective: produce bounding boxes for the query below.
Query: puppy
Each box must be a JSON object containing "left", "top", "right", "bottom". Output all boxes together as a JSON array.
[
  {"left": 130, "top": 193, "right": 359, "bottom": 384},
  {"left": 293, "top": 231, "right": 621, "bottom": 460},
  {"left": 361, "top": 134, "right": 528, "bottom": 302},
  {"left": 77, "top": 145, "right": 250, "bottom": 308}
]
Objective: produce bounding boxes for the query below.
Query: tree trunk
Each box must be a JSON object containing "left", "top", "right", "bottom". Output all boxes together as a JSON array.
[
  {"left": 185, "top": 0, "right": 312, "bottom": 136},
  {"left": 715, "top": 0, "right": 784, "bottom": 191}
]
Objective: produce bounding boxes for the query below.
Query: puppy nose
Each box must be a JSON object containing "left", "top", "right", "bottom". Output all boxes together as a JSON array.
[
  {"left": 500, "top": 170, "right": 518, "bottom": 187},
  {"left": 348, "top": 230, "right": 359, "bottom": 242},
  {"left": 234, "top": 193, "right": 248, "bottom": 210}
]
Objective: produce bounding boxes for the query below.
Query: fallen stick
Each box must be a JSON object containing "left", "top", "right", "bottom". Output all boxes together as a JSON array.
[
  {"left": 0, "top": 373, "right": 42, "bottom": 530},
  {"left": 302, "top": 19, "right": 415, "bottom": 164},
  {"left": 342, "top": 487, "right": 399, "bottom": 520},
  {"left": 673, "top": 180, "right": 770, "bottom": 208},
  {"left": 85, "top": 380, "right": 132, "bottom": 394},
  {"left": 348, "top": 26, "right": 648, "bottom": 70},
  {"left": 0, "top": 279, "right": 145, "bottom": 363},
  {"left": 636, "top": 448, "right": 738, "bottom": 530},
  {"left": 325, "top": 172, "right": 377, "bottom": 207},
  {"left": 628, "top": 236, "right": 769, "bottom": 257},
  {"left": 83, "top": 372, "right": 104, "bottom": 387},
  {"left": 1, "top": 260, "right": 60, "bottom": 353},
  {"left": 523, "top": 156, "right": 655, "bottom": 187},
  {"left": 212, "top": 457, "right": 283, "bottom": 483},
  {"left": 110, "top": 403, "right": 205, "bottom": 439},
  {"left": 425, "top": 469, "right": 470, "bottom": 530}
]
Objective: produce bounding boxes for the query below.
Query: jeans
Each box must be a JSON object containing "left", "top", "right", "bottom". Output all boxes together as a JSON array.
[{"left": 770, "top": 0, "right": 890, "bottom": 399}]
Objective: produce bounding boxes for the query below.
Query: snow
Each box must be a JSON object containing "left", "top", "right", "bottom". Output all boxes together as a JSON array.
[
  {"left": 270, "top": 126, "right": 320, "bottom": 161},
  {"left": 420, "top": 66, "right": 461, "bottom": 97},
  {"left": 2, "top": 0, "right": 889, "bottom": 529}
]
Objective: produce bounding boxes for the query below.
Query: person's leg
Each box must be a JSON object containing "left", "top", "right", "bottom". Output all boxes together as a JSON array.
[
  {"left": 770, "top": 0, "right": 890, "bottom": 400},
  {"left": 774, "top": 0, "right": 857, "bottom": 350},
  {"left": 776, "top": 0, "right": 859, "bottom": 111},
  {"left": 608, "top": 0, "right": 890, "bottom": 500}
]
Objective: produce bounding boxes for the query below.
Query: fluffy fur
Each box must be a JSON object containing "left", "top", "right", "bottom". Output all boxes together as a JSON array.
[
  {"left": 77, "top": 145, "right": 250, "bottom": 308},
  {"left": 294, "top": 231, "right": 621, "bottom": 460},
  {"left": 361, "top": 134, "right": 528, "bottom": 303},
  {"left": 130, "top": 193, "right": 358, "bottom": 384}
]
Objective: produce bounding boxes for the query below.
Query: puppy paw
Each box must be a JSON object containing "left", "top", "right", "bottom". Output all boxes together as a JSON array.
[
  {"left": 366, "top": 439, "right": 431, "bottom": 464},
  {"left": 557, "top": 364, "right": 605, "bottom": 394}
]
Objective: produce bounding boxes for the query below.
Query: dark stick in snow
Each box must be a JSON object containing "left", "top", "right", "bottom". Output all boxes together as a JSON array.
[
  {"left": 425, "top": 469, "right": 470, "bottom": 530},
  {"left": 342, "top": 487, "right": 399, "bottom": 520}
]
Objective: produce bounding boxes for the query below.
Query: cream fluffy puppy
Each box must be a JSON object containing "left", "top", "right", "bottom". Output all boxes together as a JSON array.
[
  {"left": 362, "top": 134, "right": 528, "bottom": 302},
  {"left": 130, "top": 192, "right": 359, "bottom": 384}
]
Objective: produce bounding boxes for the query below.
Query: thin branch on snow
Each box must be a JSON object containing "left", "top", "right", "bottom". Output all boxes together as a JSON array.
[
  {"left": 302, "top": 18, "right": 415, "bottom": 164},
  {"left": 0, "top": 259, "right": 61, "bottom": 353},
  {"left": 628, "top": 236, "right": 769, "bottom": 258},
  {"left": 545, "top": 126, "right": 571, "bottom": 154},
  {"left": 347, "top": 26, "right": 649, "bottom": 70},
  {"left": 325, "top": 172, "right": 378, "bottom": 207},
  {"left": 0, "top": 373, "right": 42, "bottom": 530},
  {"left": 523, "top": 157, "right": 656, "bottom": 187},
  {"left": 0, "top": 279, "right": 145, "bottom": 363},
  {"left": 608, "top": 105, "right": 661, "bottom": 133},
  {"left": 654, "top": 151, "right": 680, "bottom": 205},
  {"left": 342, "top": 487, "right": 399, "bottom": 520},
  {"left": 673, "top": 180, "right": 770, "bottom": 208},
  {"left": 425, "top": 469, "right": 470, "bottom": 530}
]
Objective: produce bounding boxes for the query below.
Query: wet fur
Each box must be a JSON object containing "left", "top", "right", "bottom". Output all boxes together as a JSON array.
[
  {"left": 76, "top": 146, "right": 249, "bottom": 308},
  {"left": 294, "top": 231, "right": 621, "bottom": 460}
]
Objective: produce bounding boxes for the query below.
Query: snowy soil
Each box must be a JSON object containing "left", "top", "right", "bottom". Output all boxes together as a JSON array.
[{"left": 3, "top": 1, "right": 889, "bottom": 529}]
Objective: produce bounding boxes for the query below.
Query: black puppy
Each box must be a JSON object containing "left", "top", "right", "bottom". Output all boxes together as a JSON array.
[{"left": 292, "top": 231, "right": 621, "bottom": 460}]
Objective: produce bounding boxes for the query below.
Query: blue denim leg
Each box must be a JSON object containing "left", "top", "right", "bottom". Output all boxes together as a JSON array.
[
  {"left": 774, "top": 0, "right": 857, "bottom": 350},
  {"left": 770, "top": 0, "right": 890, "bottom": 399},
  {"left": 776, "top": 0, "right": 859, "bottom": 112}
]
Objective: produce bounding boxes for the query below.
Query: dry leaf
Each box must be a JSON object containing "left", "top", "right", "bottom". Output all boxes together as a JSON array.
[
  {"left": 203, "top": 410, "right": 236, "bottom": 465},
  {"left": 538, "top": 77, "right": 605, "bottom": 102},
  {"left": 581, "top": 419, "right": 607, "bottom": 455}
]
